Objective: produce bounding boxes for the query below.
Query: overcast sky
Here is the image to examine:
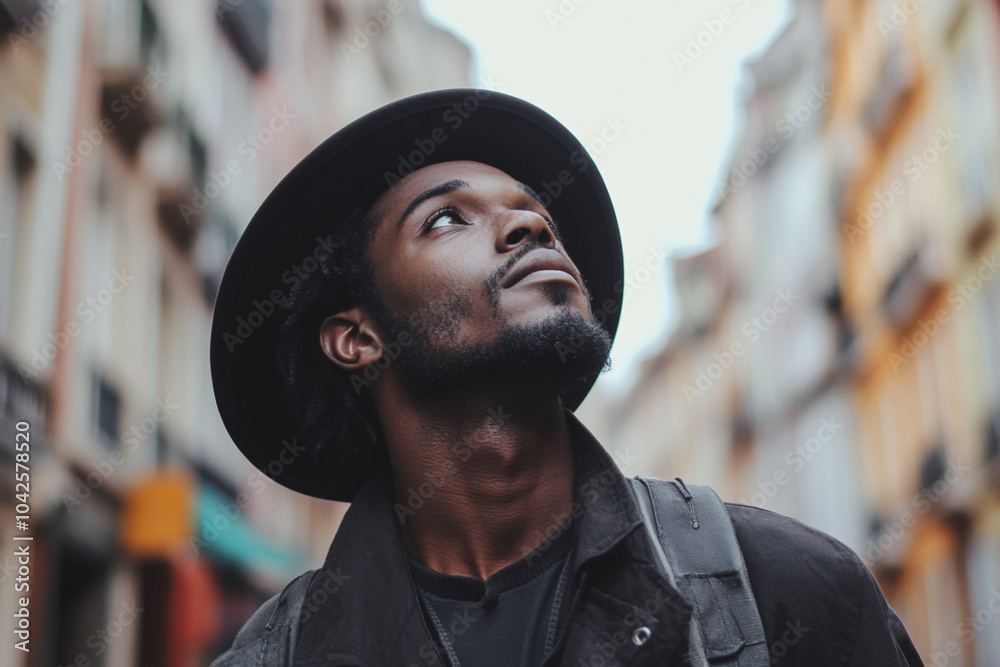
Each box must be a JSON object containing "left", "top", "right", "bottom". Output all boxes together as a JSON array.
[{"left": 422, "top": 0, "right": 790, "bottom": 396}]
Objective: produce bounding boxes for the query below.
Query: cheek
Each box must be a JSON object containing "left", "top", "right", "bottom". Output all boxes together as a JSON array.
[
  {"left": 379, "top": 254, "right": 487, "bottom": 320},
  {"left": 370, "top": 228, "right": 498, "bottom": 320}
]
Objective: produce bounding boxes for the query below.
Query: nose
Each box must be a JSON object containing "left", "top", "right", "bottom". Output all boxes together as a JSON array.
[{"left": 496, "top": 210, "right": 557, "bottom": 252}]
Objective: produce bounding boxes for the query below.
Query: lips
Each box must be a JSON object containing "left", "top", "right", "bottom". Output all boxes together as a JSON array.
[{"left": 501, "top": 249, "right": 581, "bottom": 289}]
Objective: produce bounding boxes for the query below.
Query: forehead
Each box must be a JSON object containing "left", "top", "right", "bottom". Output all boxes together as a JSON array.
[{"left": 368, "top": 160, "right": 522, "bottom": 219}]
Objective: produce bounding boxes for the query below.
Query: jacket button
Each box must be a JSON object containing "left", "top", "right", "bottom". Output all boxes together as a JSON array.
[{"left": 632, "top": 626, "right": 652, "bottom": 646}]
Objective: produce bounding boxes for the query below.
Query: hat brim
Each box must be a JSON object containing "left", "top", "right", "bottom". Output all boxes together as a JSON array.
[{"left": 210, "top": 89, "right": 623, "bottom": 501}]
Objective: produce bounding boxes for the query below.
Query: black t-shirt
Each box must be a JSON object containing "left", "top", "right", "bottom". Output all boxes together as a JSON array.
[{"left": 407, "top": 522, "right": 575, "bottom": 667}]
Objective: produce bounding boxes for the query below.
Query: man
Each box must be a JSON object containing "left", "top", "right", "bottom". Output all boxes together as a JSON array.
[{"left": 210, "top": 89, "right": 922, "bottom": 666}]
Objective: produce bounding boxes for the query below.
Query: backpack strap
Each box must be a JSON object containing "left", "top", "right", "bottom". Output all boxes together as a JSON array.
[{"left": 630, "top": 476, "right": 769, "bottom": 667}]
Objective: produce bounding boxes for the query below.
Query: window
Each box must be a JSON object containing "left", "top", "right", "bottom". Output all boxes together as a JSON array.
[
  {"left": 967, "top": 528, "right": 1000, "bottom": 665},
  {"left": 952, "top": 42, "right": 996, "bottom": 238},
  {"left": 923, "top": 555, "right": 968, "bottom": 664},
  {"left": 0, "top": 136, "right": 35, "bottom": 341},
  {"left": 92, "top": 369, "right": 121, "bottom": 445},
  {"left": 978, "top": 280, "right": 1000, "bottom": 463}
]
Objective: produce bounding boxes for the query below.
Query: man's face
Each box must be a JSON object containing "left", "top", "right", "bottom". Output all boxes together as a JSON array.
[{"left": 360, "top": 160, "right": 612, "bottom": 397}]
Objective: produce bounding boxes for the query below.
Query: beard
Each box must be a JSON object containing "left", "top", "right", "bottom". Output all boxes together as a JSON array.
[{"left": 364, "top": 254, "right": 613, "bottom": 401}]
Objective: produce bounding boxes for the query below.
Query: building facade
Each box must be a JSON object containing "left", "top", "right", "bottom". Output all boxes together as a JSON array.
[
  {"left": 603, "top": 0, "right": 1000, "bottom": 664},
  {"left": 0, "top": 1, "right": 471, "bottom": 665}
]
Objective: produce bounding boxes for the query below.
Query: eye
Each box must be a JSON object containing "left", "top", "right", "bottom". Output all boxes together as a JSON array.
[{"left": 425, "top": 207, "right": 467, "bottom": 231}]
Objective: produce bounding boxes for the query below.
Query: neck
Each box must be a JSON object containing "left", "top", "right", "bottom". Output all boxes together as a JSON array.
[{"left": 372, "top": 375, "right": 575, "bottom": 580}]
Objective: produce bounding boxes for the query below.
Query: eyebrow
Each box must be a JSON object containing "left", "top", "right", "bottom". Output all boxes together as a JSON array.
[
  {"left": 518, "top": 183, "right": 546, "bottom": 206},
  {"left": 396, "top": 179, "right": 470, "bottom": 230}
]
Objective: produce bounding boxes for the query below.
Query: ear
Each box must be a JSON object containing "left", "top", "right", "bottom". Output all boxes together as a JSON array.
[{"left": 319, "top": 306, "right": 385, "bottom": 371}]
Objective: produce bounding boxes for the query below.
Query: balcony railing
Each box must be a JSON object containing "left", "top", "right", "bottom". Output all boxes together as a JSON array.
[
  {"left": 0, "top": 349, "right": 49, "bottom": 456},
  {"left": 881, "top": 245, "right": 946, "bottom": 330},
  {"left": 98, "top": 0, "right": 167, "bottom": 157}
]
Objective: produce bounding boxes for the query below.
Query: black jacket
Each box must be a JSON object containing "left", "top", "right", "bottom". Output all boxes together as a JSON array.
[{"left": 212, "top": 410, "right": 923, "bottom": 666}]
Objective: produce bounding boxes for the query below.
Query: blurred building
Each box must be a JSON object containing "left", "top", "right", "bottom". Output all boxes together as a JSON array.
[
  {"left": 0, "top": 1, "right": 470, "bottom": 665},
  {"left": 603, "top": 0, "right": 1000, "bottom": 663}
]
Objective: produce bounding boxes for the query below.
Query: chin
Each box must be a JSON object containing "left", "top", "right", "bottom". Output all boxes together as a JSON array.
[
  {"left": 503, "top": 307, "right": 612, "bottom": 381},
  {"left": 391, "top": 306, "right": 612, "bottom": 398}
]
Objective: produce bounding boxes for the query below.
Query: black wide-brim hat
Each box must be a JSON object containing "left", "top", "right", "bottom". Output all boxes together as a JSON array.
[{"left": 210, "top": 89, "right": 623, "bottom": 501}]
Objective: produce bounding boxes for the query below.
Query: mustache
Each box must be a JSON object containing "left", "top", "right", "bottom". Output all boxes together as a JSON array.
[
  {"left": 483, "top": 244, "right": 576, "bottom": 313},
  {"left": 489, "top": 244, "right": 567, "bottom": 289}
]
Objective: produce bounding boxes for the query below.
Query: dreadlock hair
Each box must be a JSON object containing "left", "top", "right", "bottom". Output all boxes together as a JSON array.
[{"left": 273, "top": 206, "right": 388, "bottom": 480}]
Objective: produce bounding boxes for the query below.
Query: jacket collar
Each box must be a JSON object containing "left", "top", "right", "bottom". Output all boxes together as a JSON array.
[
  {"left": 559, "top": 408, "right": 646, "bottom": 569},
  {"left": 293, "top": 409, "right": 673, "bottom": 666}
]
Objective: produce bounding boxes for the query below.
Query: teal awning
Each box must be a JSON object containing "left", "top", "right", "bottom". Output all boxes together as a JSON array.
[{"left": 195, "top": 484, "right": 306, "bottom": 579}]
